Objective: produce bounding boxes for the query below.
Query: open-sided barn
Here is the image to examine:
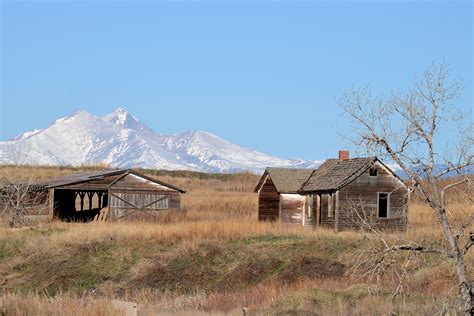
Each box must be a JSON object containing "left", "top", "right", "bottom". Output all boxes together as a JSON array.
[
  {"left": 255, "top": 151, "right": 409, "bottom": 231},
  {"left": 29, "top": 169, "right": 185, "bottom": 222}
]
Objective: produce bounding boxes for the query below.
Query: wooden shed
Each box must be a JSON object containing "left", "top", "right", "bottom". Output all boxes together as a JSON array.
[
  {"left": 255, "top": 151, "right": 409, "bottom": 231},
  {"left": 254, "top": 168, "right": 314, "bottom": 223},
  {"left": 32, "top": 169, "right": 185, "bottom": 222}
]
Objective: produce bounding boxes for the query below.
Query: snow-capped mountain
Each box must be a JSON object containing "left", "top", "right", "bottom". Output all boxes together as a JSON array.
[{"left": 0, "top": 108, "right": 323, "bottom": 173}]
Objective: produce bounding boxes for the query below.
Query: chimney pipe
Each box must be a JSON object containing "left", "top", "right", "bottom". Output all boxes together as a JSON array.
[{"left": 339, "top": 150, "right": 349, "bottom": 161}]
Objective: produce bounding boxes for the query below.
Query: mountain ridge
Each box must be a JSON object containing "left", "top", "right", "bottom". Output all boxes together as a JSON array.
[{"left": 0, "top": 108, "right": 323, "bottom": 173}]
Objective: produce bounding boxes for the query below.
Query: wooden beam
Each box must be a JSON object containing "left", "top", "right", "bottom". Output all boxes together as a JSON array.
[
  {"left": 78, "top": 191, "right": 86, "bottom": 211},
  {"left": 87, "top": 191, "right": 94, "bottom": 210},
  {"left": 97, "top": 191, "right": 104, "bottom": 209},
  {"left": 316, "top": 194, "right": 321, "bottom": 228}
]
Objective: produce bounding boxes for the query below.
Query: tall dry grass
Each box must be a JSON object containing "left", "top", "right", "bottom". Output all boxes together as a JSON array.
[{"left": 0, "top": 165, "right": 472, "bottom": 315}]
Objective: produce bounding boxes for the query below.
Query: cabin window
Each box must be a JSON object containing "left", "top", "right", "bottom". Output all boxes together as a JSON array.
[
  {"left": 378, "top": 193, "right": 389, "bottom": 218},
  {"left": 369, "top": 168, "right": 378, "bottom": 177},
  {"left": 328, "top": 194, "right": 333, "bottom": 218}
]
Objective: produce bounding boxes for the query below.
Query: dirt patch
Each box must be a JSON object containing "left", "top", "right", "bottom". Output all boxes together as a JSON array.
[{"left": 280, "top": 256, "right": 345, "bottom": 283}]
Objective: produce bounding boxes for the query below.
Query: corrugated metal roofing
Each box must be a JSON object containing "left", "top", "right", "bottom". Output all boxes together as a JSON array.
[
  {"left": 31, "top": 169, "right": 127, "bottom": 188},
  {"left": 29, "top": 169, "right": 186, "bottom": 193}
]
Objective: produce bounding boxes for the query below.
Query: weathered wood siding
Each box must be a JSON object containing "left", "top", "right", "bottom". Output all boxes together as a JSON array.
[
  {"left": 320, "top": 193, "right": 336, "bottom": 228},
  {"left": 303, "top": 194, "right": 318, "bottom": 227},
  {"left": 280, "top": 194, "right": 305, "bottom": 224},
  {"left": 258, "top": 175, "right": 280, "bottom": 221},
  {"left": 337, "top": 161, "right": 408, "bottom": 230},
  {"left": 109, "top": 190, "right": 180, "bottom": 221},
  {"left": 108, "top": 174, "right": 181, "bottom": 221}
]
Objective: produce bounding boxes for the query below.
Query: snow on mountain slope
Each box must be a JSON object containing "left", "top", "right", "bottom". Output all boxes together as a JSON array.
[{"left": 0, "top": 108, "right": 323, "bottom": 173}]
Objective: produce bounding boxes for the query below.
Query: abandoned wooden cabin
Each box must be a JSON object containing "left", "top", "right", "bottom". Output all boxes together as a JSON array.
[
  {"left": 253, "top": 167, "right": 314, "bottom": 223},
  {"left": 30, "top": 169, "right": 185, "bottom": 222},
  {"left": 255, "top": 151, "right": 409, "bottom": 231}
]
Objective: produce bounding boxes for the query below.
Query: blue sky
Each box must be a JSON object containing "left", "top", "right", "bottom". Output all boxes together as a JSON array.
[{"left": 1, "top": 1, "right": 472, "bottom": 160}]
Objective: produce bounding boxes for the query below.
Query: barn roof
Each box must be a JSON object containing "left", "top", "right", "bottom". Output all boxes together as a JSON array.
[
  {"left": 31, "top": 169, "right": 186, "bottom": 193},
  {"left": 299, "top": 157, "right": 378, "bottom": 192},
  {"left": 254, "top": 167, "right": 316, "bottom": 193},
  {"left": 32, "top": 169, "right": 125, "bottom": 188}
]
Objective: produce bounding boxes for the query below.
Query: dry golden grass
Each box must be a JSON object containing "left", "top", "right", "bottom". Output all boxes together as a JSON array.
[
  {"left": 0, "top": 165, "right": 472, "bottom": 315},
  {"left": 1, "top": 293, "right": 119, "bottom": 316}
]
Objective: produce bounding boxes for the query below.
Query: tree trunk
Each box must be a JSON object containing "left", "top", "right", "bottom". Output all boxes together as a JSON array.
[
  {"left": 452, "top": 240, "right": 473, "bottom": 315},
  {"left": 436, "top": 206, "right": 473, "bottom": 315}
]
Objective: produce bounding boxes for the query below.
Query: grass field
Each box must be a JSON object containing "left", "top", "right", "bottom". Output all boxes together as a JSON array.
[{"left": 0, "top": 165, "right": 472, "bottom": 315}]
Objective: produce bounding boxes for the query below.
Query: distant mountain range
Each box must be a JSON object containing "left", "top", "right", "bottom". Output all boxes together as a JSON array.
[{"left": 0, "top": 108, "right": 324, "bottom": 173}]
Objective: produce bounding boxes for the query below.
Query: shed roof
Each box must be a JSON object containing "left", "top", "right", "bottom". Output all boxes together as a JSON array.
[
  {"left": 254, "top": 167, "right": 315, "bottom": 193},
  {"left": 299, "top": 157, "right": 378, "bottom": 192},
  {"left": 31, "top": 169, "right": 186, "bottom": 193},
  {"left": 32, "top": 169, "right": 125, "bottom": 188}
]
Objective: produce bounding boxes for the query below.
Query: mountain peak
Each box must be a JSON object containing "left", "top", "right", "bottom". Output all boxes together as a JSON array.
[{"left": 102, "top": 107, "right": 147, "bottom": 131}]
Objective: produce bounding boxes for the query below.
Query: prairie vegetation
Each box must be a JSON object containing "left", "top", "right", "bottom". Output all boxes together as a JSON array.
[{"left": 0, "top": 165, "right": 472, "bottom": 315}]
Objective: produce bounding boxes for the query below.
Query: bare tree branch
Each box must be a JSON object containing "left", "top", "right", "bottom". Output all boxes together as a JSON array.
[{"left": 339, "top": 61, "right": 473, "bottom": 314}]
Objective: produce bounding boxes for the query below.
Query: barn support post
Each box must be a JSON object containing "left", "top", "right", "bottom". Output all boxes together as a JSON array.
[
  {"left": 78, "top": 192, "right": 86, "bottom": 211},
  {"left": 49, "top": 189, "right": 55, "bottom": 218},
  {"left": 107, "top": 190, "right": 112, "bottom": 220},
  {"left": 97, "top": 191, "right": 103, "bottom": 209},
  {"left": 87, "top": 191, "right": 94, "bottom": 210}
]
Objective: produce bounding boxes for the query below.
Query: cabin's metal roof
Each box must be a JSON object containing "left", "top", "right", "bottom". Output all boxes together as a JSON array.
[
  {"left": 299, "top": 157, "right": 377, "bottom": 192},
  {"left": 255, "top": 167, "right": 315, "bottom": 193},
  {"left": 31, "top": 169, "right": 127, "bottom": 188},
  {"left": 30, "top": 169, "right": 186, "bottom": 193}
]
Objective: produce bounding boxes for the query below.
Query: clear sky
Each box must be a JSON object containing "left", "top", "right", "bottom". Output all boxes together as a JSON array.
[{"left": 1, "top": 1, "right": 472, "bottom": 160}]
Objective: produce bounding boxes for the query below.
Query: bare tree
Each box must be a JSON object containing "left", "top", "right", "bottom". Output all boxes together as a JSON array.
[
  {"left": 0, "top": 143, "right": 48, "bottom": 227},
  {"left": 0, "top": 181, "right": 48, "bottom": 227},
  {"left": 339, "top": 61, "right": 473, "bottom": 314}
]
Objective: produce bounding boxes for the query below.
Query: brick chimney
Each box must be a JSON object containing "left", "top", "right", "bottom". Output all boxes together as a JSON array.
[{"left": 338, "top": 150, "right": 350, "bottom": 161}]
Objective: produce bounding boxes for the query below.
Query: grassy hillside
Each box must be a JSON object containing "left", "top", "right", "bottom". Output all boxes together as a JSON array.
[{"left": 0, "top": 165, "right": 472, "bottom": 315}]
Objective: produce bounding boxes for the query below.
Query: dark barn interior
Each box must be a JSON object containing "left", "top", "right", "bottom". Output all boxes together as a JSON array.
[{"left": 53, "top": 189, "right": 109, "bottom": 222}]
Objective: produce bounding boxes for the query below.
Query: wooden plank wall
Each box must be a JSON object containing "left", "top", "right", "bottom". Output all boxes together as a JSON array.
[
  {"left": 280, "top": 194, "right": 305, "bottom": 225},
  {"left": 303, "top": 194, "right": 318, "bottom": 227},
  {"left": 108, "top": 174, "right": 182, "bottom": 221},
  {"left": 109, "top": 190, "right": 181, "bottom": 221},
  {"left": 337, "top": 161, "right": 408, "bottom": 230},
  {"left": 258, "top": 176, "right": 280, "bottom": 221},
  {"left": 319, "top": 193, "right": 336, "bottom": 228}
]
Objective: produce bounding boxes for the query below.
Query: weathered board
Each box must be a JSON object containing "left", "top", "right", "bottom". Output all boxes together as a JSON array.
[
  {"left": 337, "top": 161, "right": 408, "bottom": 230},
  {"left": 108, "top": 190, "right": 181, "bottom": 221},
  {"left": 257, "top": 175, "right": 280, "bottom": 221}
]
